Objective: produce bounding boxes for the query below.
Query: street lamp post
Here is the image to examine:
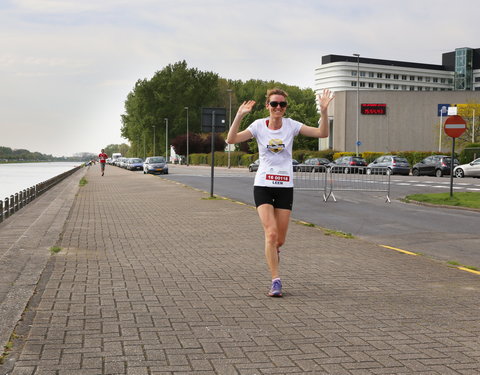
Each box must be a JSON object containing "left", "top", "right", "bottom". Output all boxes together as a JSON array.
[
  {"left": 164, "top": 118, "right": 168, "bottom": 162},
  {"left": 184, "top": 107, "right": 189, "bottom": 166},
  {"left": 152, "top": 126, "right": 156, "bottom": 156},
  {"left": 227, "top": 89, "right": 232, "bottom": 168},
  {"left": 353, "top": 53, "right": 360, "bottom": 156}
]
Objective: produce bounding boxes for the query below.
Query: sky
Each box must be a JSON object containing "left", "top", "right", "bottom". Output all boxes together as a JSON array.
[{"left": 1, "top": 0, "right": 479, "bottom": 157}]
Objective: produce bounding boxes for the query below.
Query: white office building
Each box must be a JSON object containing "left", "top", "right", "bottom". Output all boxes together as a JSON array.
[
  {"left": 315, "top": 47, "right": 480, "bottom": 93},
  {"left": 314, "top": 48, "right": 480, "bottom": 153}
]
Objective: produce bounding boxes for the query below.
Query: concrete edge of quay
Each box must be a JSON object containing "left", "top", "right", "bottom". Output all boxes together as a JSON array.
[{"left": 0, "top": 167, "right": 87, "bottom": 358}]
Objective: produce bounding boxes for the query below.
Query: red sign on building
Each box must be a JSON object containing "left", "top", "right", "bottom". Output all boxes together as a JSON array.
[{"left": 361, "top": 103, "right": 387, "bottom": 115}]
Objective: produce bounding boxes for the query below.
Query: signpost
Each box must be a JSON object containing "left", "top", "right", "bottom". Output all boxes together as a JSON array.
[
  {"left": 444, "top": 115, "right": 467, "bottom": 197},
  {"left": 201, "top": 108, "right": 227, "bottom": 197}
]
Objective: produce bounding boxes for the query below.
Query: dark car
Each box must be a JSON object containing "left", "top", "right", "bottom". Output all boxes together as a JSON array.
[
  {"left": 411, "top": 155, "right": 459, "bottom": 177},
  {"left": 296, "top": 158, "right": 330, "bottom": 172},
  {"left": 366, "top": 155, "right": 411, "bottom": 176},
  {"left": 248, "top": 159, "right": 259, "bottom": 172},
  {"left": 328, "top": 156, "right": 367, "bottom": 174},
  {"left": 126, "top": 158, "right": 144, "bottom": 171},
  {"left": 292, "top": 159, "right": 300, "bottom": 172},
  {"left": 143, "top": 156, "right": 168, "bottom": 175}
]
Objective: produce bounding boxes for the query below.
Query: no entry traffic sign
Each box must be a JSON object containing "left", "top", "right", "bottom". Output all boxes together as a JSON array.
[{"left": 444, "top": 115, "right": 466, "bottom": 138}]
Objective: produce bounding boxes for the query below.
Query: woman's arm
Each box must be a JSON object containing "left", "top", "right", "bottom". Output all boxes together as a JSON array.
[
  {"left": 226, "top": 100, "right": 256, "bottom": 144},
  {"left": 299, "top": 89, "right": 334, "bottom": 139}
]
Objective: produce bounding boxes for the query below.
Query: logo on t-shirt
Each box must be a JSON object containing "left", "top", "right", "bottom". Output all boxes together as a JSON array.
[{"left": 266, "top": 139, "right": 285, "bottom": 154}]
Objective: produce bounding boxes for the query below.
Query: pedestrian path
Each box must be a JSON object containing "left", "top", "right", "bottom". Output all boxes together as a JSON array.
[{"left": 1, "top": 165, "right": 479, "bottom": 374}]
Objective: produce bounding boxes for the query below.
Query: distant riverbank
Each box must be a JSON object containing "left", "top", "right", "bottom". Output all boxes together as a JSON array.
[{"left": 0, "top": 162, "right": 82, "bottom": 199}]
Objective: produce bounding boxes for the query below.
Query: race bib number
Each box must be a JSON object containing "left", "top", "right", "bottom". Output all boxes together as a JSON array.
[{"left": 265, "top": 168, "right": 291, "bottom": 186}]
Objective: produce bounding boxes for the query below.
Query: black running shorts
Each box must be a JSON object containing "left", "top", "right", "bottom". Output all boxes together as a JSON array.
[{"left": 253, "top": 186, "right": 294, "bottom": 210}]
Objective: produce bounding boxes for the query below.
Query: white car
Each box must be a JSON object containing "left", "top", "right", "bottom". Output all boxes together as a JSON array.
[{"left": 454, "top": 158, "right": 480, "bottom": 178}]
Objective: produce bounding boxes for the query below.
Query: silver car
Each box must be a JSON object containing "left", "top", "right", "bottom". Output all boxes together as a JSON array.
[
  {"left": 454, "top": 158, "right": 480, "bottom": 178},
  {"left": 367, "top": 155, "right": 411, "bottom": 176},
  {"left": 143, "top": 156, "right": 168, "bottom": 175}
]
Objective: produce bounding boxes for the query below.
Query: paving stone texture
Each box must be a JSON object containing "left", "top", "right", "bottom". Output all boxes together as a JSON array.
[{"left": 1, "top": 164, "right": 479, "bottom": 375}]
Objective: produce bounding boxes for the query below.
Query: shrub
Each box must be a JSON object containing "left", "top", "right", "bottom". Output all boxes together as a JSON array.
[{"left": 333, "top": 151, "right": 356, "bottom": 160}]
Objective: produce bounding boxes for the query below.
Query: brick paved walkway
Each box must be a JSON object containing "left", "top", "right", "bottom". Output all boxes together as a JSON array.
[{"left": 2, "top": 165, "right": 480, "bottom": 374}]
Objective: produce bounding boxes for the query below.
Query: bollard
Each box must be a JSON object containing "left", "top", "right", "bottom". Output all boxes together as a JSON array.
[
  {"left": 0, "top": 200, "right": 3, "bottom": 223},
  {"left": 15, "top": 193, "right": 19, "bottom": 212},
  {"left": 5, "top": 197, "right": 9, "bottom": 218},
  {"left": 10, "top": 195, "right": 15, "bottom": 215}
]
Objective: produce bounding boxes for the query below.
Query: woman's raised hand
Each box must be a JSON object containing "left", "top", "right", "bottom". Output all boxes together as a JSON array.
[
  {"left": 316, "top": 89, "right": 334, "bottom": 113},
  {"left": 237, "top": 100, "right": 256, "bottom": 117}
]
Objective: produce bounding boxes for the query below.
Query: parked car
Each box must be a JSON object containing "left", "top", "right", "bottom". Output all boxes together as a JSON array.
[
  {"left": 292, "top": 159, "right": 300, "bottom": 172},
  {"left": 328, "top": 156, "right": 367, "bottom": 174},
  {"left": 143, "top": 156, "right": 168, "bottom": 174},
  {"left": 248, "top": 159, "right": 259, "bottom": 172},
  {"left": 248, "top": 159, "right": 299, "bottom": 172},
  {"left": 296, "top": 158, "right": 330, "bottom": 172},
  {"left": 411, "top": 155, "right": 459, "bottom": 177},
  {"left": 454, "top": 158, "right": 480, "bottom": 178},
  {"left": 366, "top": 155, "right": 411, "bottom": 176},
  {"left": 126, "top": 158, "right": 144, "bottom": 171}
]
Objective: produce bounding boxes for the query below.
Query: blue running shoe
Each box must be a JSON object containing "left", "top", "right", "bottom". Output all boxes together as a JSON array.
[{"left": 268, "top": 279, "right": 283, "bottom": 297}]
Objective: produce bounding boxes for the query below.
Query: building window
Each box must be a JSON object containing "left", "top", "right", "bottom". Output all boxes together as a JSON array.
[
  {"left": 351, "top": 81, "right": 357, "bottom": 87},
  {"left": 424, "top": 87, "right": 430, "bottom": 91},
  {"left": 385, "top": 84, "right": 391, "bottom": 89},
  {"left": 385, "top": 74, "right": 391, "bottom": 79},
  {"left": 476, "top": 77, "right": 480, "bottom": 82},
  {"left": 417, "top": 76, "right": 423, "bottom": 81},
  {"left": 425, "top": 77, "right": 431, "bottom": 82},
  {"left": 433, "top": 77, "right": 438, "bottom": 83},
  {"left": 409, "top": 86, "right": 415, "bottom": 91},
  {"left": 448, "top": 79, "right": 453, "bottom": 84},
  {"left": 440, "top": 78, "right": 446, "bottom": 83},
  {"left": 369, "top": 72, "right": 374, "bottom": 78},
  {"left": 402, "top": 75, "right": 407, "bottom": 80},
  {"left": 377, "top": 73, "right": 383, "bottom": 78},
  {"left": 418, "top": 87, "right": 423, "bottom": 91},
  {"left": 410, "top": 76, "right": 415, "bottom": 81},
  {"left": 351, "top": 71, "right": 357, "bottom": 76},
  {"left": 402, "top": 85, "right": 407, "bottom": 90},
  {"left": 433, "top": 87, "right": 438, "bottom": 91},
  {"left": 368, "top": 82, "right": 374, "bottom": 88},
  {"left": 360, "top": 71, "right": 366, "bottom": 77},
  {"left": 393, "top": 84, "right": 399, "bottom": 90},
  {"left": 377, "top": 83, "right": 383, "bottom": 88},
  {"left": 360, "top": 82, "right": 366, "bottom": 87},
  {"left": 394, "top": 74, "right": 399, "bottom": 79}
]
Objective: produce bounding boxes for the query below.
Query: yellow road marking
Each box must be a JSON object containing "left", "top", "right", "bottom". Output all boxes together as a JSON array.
[
  {"left": 380, "top": 245, "right": 417, "bottom": 256},
  {"left": 457, "top": 267, "right": 480, "bottom": 275}
]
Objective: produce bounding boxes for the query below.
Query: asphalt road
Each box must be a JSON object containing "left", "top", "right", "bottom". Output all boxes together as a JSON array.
[{"left": 155, "top": 165, "right": 480, "bottom": 269}]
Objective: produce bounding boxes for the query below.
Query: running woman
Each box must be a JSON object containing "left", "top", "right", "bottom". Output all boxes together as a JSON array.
[
  {"left": 98, "top": 149, "right": 108, "bottom": 176},
  {"left": 226, "top": 88, "right": 334, "bottom": 297}
]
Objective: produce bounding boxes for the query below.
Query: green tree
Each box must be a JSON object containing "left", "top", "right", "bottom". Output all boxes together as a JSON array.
[{"left": 456, "top": 102, "right": 480, "bottom": 148}]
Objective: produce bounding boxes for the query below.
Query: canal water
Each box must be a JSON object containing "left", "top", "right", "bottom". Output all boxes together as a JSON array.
[{"left": 0, "top": 162, "right": 82, "bottom": 200}]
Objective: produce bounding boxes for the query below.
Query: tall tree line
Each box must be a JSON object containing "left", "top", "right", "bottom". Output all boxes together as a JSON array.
[{"left": 121, "top": 61, "right": 321, "bottom": 157}]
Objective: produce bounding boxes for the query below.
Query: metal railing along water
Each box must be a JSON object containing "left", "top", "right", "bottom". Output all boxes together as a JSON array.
[{"left": 0, "top": 165, "right": 82, "bottom": 223}]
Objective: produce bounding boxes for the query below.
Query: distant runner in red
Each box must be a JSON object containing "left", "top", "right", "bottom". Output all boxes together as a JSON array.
[{"left": 98, "top": 149, "right": 108, "bottom": 176}]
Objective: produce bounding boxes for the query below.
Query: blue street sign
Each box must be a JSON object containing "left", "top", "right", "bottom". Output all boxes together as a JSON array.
[
  {"left": 437, "top": 104, "right": 450, "bottom": 117},
  {"left": 356, "top": 141, "right": 362, "bottom": 146}
]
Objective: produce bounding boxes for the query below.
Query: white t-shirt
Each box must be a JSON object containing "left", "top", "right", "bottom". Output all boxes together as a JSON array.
[{"left": 247, "top": 117, "right": 303, "bottom": 187}]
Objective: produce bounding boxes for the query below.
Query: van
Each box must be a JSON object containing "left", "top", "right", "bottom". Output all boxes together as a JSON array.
[{"left": 111, "top": 153, "right": 122, "bottom": 165}]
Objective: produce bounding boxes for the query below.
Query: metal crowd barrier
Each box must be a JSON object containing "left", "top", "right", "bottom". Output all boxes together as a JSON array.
[
  {"left": 294, "top": 166, "right": 391, "bottom": 202},
  {"left": 0, "top": 165, "right": 82, "bottom": 223}
]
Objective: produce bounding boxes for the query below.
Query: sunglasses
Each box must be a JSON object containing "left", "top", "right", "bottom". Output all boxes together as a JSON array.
[{"left": 269, "top": 101, "right": 287, "bottom": 108}]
